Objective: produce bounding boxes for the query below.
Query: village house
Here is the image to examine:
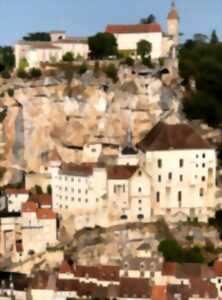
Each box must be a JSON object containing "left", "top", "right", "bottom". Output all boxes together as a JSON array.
[
  {"left": 5, "top": 188, "right": 29, "bottom": 213},
  {"left": 21, "top": 200, "right": 57, "bottom": 257},
  {"left": 106, "top": 2, "right": 179, "bottom": 60},
  {"left": 15, "top": 30, "right": 89, "bottom": 69}
]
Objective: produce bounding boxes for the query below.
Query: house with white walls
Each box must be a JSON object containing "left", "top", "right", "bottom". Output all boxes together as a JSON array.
[{"left": 5, "top": 188, "right": 29, "bottom": 213}]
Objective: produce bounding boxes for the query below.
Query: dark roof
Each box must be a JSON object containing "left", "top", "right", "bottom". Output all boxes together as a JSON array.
[
  {"left": 119, "top": 278, "right": 151, "bottom": 298},
  {"left": 137, "top": 122, "right": 211, "bottom": 152},
  {"left": 106, "top": 23, "right": 162, "bottom": 34},
  {"left": 121, "top": 146, "right": 138, "bottom": 155},
  {"left": 107, "top": 165, "right": 138, "bottom": 180},
  {"left": 60, "top": 163, "right": 93, "bottom": 177}
]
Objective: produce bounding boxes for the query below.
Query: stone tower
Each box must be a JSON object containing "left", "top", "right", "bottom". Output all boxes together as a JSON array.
[{"left": 167, "top": 1, "right": 180, "bottom": 46}]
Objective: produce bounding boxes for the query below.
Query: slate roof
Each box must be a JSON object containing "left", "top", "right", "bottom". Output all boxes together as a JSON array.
[{"left": 137, "top": 122, "right": 211, "bottom": 152}]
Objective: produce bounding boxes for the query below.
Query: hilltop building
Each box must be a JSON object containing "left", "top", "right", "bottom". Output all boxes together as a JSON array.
[
  {"left": 15, "top": 31, "right": 89, "bottom": 69},
  {"left": 106, "top": 1, "right": 180, "bottom": 59}
]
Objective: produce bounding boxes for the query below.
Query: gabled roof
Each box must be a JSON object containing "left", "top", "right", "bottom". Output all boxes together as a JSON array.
[
  {"left": 107, "top": 165, "right": 138, "bottom": 180},
  {"left": 137, "top": 122, "right": 211, "bottom": 152},
  {"left": 106, "top": 23, "right": 162, "bottom": 34}
]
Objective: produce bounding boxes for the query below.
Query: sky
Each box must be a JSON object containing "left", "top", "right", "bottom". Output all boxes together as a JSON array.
[{"left": 0, "top": 0, "right": 222, "bottom": 46}]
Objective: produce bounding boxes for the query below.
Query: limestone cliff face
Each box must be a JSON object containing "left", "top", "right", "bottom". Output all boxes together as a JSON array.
[{"left": 0, "top": 68, "right": 183, "bottom": 183}]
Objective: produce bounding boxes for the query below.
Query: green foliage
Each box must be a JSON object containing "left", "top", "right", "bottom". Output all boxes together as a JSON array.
[
  {"left": 142, "top": 57, "right": 154, "bottom": 68},
  {"left": 137, "top": 40, "right": 152, "bottom": 60},
  {"left": 121, "top": 57, "right": 135, "bottom": 67},
  {"left": 34, "top": 185, "right": 43, "bottom": 194},
  {"left": 210, "top": 30, "right": 219, "bottom": 44},
  {"left": 47, "top": 185, "right": 52, "bottom": 195},
  {"left": 23, "top": 32, "right": 51, "bottom": 42},
  {"left": 158, "top": 239, "right": 204, "bottom": 263},
  {"left": 78, "top": 62, "right": 88, "bottom": 75},
  {"left": 104, "top": 63, "right": 118, "bottom": 82},
  {"left": 0, "top": 109, "right": 7, "bottom": 123},
  {"left": 16, "top": 69, "right": 29, "bottom": 79},
  {"left": 179, "top": 38, "right": 222, "bottom": 127},
  {"left": 140, "top": 14, "right": 156, "bottom": 24},
  {"left": 208, "top": 210, "right": 222, "bottom": 239},
  {"left": 62, "top": 52, "right": 74, "bottom": 62},
  {"left": 19, "top": 58, "right": 29, "bottom": 71},
  {"left": 29, "top": 68, "right": 42, "bottom": 79},
  {"left": 88, "top": 32, "right": 118, "bottom": 59},
  {"left": 7, "top": 89, "right": 14, "bottom": 97},
  {"left": 0, "top": 47, "right": 15, "bottom": 77}
]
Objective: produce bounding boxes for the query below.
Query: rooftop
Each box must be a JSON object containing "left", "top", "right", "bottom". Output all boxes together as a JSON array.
[
  {"left": 106, "top": 23, "right": 162, "bottom": 34},
  {"left": 137, "top": 122, "right": 211, "bottom": 152}
]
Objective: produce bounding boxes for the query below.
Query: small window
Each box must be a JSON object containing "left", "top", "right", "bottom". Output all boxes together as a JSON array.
[
  {"left": 202, "top": 176, "right": 206, "bottom": 182},
  {"left": 156, "top": 192, "right": 160, "bottom": 203},
  {"left": 178, "top": 191, "right": 182, "bottom": 202},
  {"left": 203, "top": 153, "right": 206, "bottom": 158},
  {"left": 180, "top": 175, "right": 183, "bottom": 182},
  {"left": 157, "top": 159, "right": 162, "bottom": 168},
  {"left": 202, "top": 163, "right": 206, "bottom": 168},
  {"left": 200, "top": 188, "right": 204, "bottom": 197},
  {"left": 158, "top": 175, "right": 161, "bottom": 182},
  {"left": 138, "top": 187, "right": 142, "bottom": 192},
  {"left": 85, "top": 199, "right": 88, "bottom": 203},
  {"left": 168, "top": 173, "right": 172, "bottom": 180},
  {"left": 179, "top": 159, "right": 184, "bottom": 168},
  {"left": 138, "top": 200, "right": 142, "bottom": 204},
  {"left": 138, "top": 171, "right": 142, "bottom": 176}
]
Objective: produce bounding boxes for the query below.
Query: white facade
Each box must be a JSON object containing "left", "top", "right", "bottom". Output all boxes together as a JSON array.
[
  {"left": 5, "top": 189, "right": 29, "bottom": 212},
  {"left": 143, "top": 149, "right": 216, "bottom": 222}
]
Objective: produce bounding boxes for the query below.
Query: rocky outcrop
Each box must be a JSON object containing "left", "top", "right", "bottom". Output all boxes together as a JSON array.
[{"left": 0, "top": 66, "right": 183, "bottom": 183}]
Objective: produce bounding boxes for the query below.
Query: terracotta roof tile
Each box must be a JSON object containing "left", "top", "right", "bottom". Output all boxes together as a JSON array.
[
  {"left": 107, "top": 165, "right": 138, "bottom": 180},
  {"left": 5, "top": 188, "right": 29, "bottom": 195},
  {"left": 106, "top": 23, "right": 162, "bottom": 34},
  {"left": 22, "top": 201, "right": 38, "bottom": 213},
  {"left": 137, "top": 122, "right": 211, "bottom": 151},
  {"left": 119, "top": 277, "right": 151, "bottom": 298},
  {"left": 61, "top": 163, "right": 93, "bottom": 177},
  {"left": 162, "top": 262, "right": 177, "bottom": 276},
  {"left": 36, "top": 208, "right": 56, "bottom": 219},
  {"left": 214, "top": 260, "right": 222, "bottom": 276},
  {"left": 152, "top": 285, "right": 168, "bottom": 300},
  {"left": 31, "top": 194, "right": 52, "bottom": 207},
  {"left": 59, "top": 260, "right": 73, "bottom": 274}
]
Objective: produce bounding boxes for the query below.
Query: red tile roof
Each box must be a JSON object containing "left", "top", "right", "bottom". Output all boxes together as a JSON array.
[
  {"left": 59, "top": 260, "right": 73, "bottom": 274},
  {"left": 167, "top": 6, "right": 180, "bottom": 20},
  {"left": 107, "top": 165, "right": 138, "bottom": 180},
  {"left": 137, "top": 122, "right": 211, "bottom": 151},
  {"left": 32, "top": 194, "right": 52, "bottom": 207},
  {"left": 74, "top": 265, "right": 119, "bottom": 282},
  {"left": 162, "top": 262, "right": 177, "bottom": 276},
  {"left": 119, "top": 277, "right": 151, "bottom": 298},
  {"left": 152, "top": 285, "right": 168, "bottom": 300},
  {"left": 22, "top": 201, "right": 38, "bottom": 213},
  {"left": 36, "top": 208, "right": 56, "bottom": 220},
  {"left": 106, "top": 23, "right": 162, "bottom": 34},
  {"left": 214, "top": 260, "right": 222, "bottom": 276},
  {"left": 61, "top": 163, "right": 93, "bottom": 177}
]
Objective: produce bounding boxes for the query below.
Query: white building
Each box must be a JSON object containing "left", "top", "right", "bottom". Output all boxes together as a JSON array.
[
  {"left": 15, "top": 31, "right": 89, "bottom": 69},
  {"left": 106, "top": 2, "right": 179, "bottom": 59},
  {"left": 137, "top": 122, "right": 216, "bottom": 223},
  {"left": 5, "top": 188, "right": 29, "bottom": 213},
  {"left": 21, "top": 201, "right": 57, "bottom": 256}
]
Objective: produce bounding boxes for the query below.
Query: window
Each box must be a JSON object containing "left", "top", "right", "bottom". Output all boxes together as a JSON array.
[
  {"left": 85, "top": 199, "right": 88, "bottom": 203},
  {"left": 78, "top": 198, "right": 81, "bottom": 202},
  {"left": 138, "top": 187, "right": 142, "bottom": 192},
  {"left": 138, "top": 200, "right": 142, "bottom": 204},
  {"left": 179, "top": 159, "right": 184, "bottom": 168},
  {"left": 202, "top": 176, "right": 206, "bottom": 182},
  {"left": 178, "top": 192, "right": 182, "bottom": 208},
  {"left": 158, "top": 175, "right": 161, "bottom": 182},
  {"left": 202, "top": 163, "right": 206, "bottom": 168},
  {"left": 203, "top": 153, "right": 206, "bottom": 158},
  {"left": 157, "top": 159, "right": 162, "bottom": 168},
  {"left": 156, "top": 192, "right": 160, "bottom": 203},
  {"left": 200, "top": 188, "right": 204, "bottom": 197},
  {"left": 138, "top": 171, "right": 142, "bottom": 176},
  {"left": 180, "top": 175, "right": 183, "bottom": 182},
  {"left": 168, "top": 173, "right": 172, "bottom": 180}
]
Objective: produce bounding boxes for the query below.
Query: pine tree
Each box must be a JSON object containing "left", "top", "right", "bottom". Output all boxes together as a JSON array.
[{"left": 210, "top": 30, "right": 219, "bottom": 44}]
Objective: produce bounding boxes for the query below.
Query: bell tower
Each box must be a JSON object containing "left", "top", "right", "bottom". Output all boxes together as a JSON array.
[{"left": 167, "top": 1, "right": 180, "bottom": 46}]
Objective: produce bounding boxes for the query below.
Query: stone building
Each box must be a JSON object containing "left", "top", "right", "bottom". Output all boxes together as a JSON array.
[{"left": 106, "top": 2, "right": 179, "bottom": 59}]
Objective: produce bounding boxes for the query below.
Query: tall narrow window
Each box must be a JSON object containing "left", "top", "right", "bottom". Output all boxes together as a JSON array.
[
  {"left": 158, "top": 175, "right": 161, "bottom": 182},
  {"left": 168, "top": 173, "right": 172, "bottom": 180},
  {"left": 180, "top": 175, "right": 183, "bottom": 182},
  {"left": 157, "top": 159, "right": 162, "bottom": 168},
  {"left": 156, "top": 192, "right": 160, "bottom": 203},
  {"left": 178, "top": 191, "right": 182, "bottom": 208},
  {"left": 179, "top": 159, "right": 184, "bottom": 168},
  {"left": 200, "top": 188, "right": 204, "bottom": 197}
]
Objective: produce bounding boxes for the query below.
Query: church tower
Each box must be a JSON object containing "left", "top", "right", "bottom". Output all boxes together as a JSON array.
[{"left": 167, "top": 1, "right": 180, "bottom": 46}]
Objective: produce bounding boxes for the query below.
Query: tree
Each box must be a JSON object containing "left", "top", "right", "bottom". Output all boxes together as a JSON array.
[
  {"left": 35, "top": 185, "right": 43, "bottom": 194},
  {"left": 29, "top": 68, "right": 42, "bottom": 78},
  {"left": 158, "top": 239, "right": 183, "bottom": 262},
  {"left": 140, "top": 14, "right": 156, "bottom": 24},
  {"left": 137, "top": 40, "right": 152, "bottom": 60},
  {"left": 0, "top": 47, "right": 15, "bottom": 77},
  {"left": 210, "top": 30, "right": 219, "bottom": 44},
  {"left": 78, "top": 62, "right": 88, "bottom": 75},
  {"left": 62, "top": 52, "right": 74, "bottom": 62},
  {"left": 23, "top": 32, "right": 51, "bottom": 42},
  {"left": 47, "top": 185, "right": 52, "bottom": 195},
  {"left": 88, "top": 32, "right": 118, "bottom": 59},
  {"left": 104, "top": 63, "right": 118, "bottom": 82},
  {"left": 19, "top": 58, "right": 29, "bottom": 71}
]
